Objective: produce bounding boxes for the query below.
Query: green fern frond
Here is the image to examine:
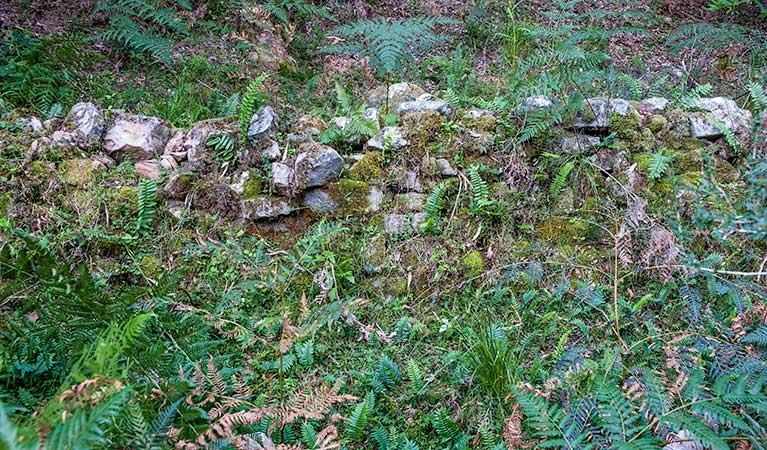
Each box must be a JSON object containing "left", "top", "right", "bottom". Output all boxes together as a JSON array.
[
  {"left": 467, "top": 165, "right": 498, "bottom": 217},
  {"left": 135, "top": 179, "right": 158, "bottom": 236},
  {"left": 742, "top": 325, "right": 767, "bottom": 346},
  {"left": 676, "top": 83, "right": 713, "bottom": 110},
  {"left": 407, "top": 360, "right": 425, "bottom": 395},
  {"left": 45, "top": 391, "right": 127, "bottom": 450},
  {"left": 550, "top": 160, "right": 574, "bottom": 196},
  {"left": 239, "top": 74, "right": 268, "bottom": 137},
  {"left": 648, "top": 150, "right": 673, "bottom": 180},
  {"left": 345, "top": 399, "right": 370, "bottom": 442},
  {"left": 205, "top": 132, "right": 236, "bottom": 165},
  {"left": 325, "top": 16, "right": 458, "bottom": 77},
  {"left": 420, "top": 182, "right": 448, "bottom": 234}
]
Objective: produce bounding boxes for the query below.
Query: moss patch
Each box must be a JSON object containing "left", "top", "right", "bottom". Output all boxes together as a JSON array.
[{"left": 349, "top": 152, "right": 383, "bottom": 182}]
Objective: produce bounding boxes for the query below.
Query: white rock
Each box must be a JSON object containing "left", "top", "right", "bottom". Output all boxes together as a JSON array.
[
  {"left": 397, "top": 98, "right": 452, "bottom": 117},
  {"left": 366, "top": 127, "right": 409, "bottom": 150},
  {"left": 104, "top": 113, "right": 172, "bottom": 161},
  {"left": 68, "top": 103, "right": 105, "bottom": 148},
  {"left": 688, "top": 97, "right": 752, "bottom": 141},
  {"left": 524, "top": 95, "right": 553, "bottom": 110},
  {"left": 366, "top": 186, "right": 384, "bottom": 213},
  {"left": 271, "top": 162, "right": 294, "bottom": 196},
  {"left": 575, "top": 98, "right": 637, "bottom": 130},
  {"left": 247, "top": 105, "right": 277, "bottom": 144},
  {"left": 640, "top": 97, "right": 670, "bottom": 114},
  {"left": 241, "top": 196, "right": 292, "bottom": 220}
]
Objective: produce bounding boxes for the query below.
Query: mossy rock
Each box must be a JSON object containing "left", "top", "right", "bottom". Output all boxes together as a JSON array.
[
  {"left": 60, "top": 159, "right": 104, "bottom": 187},
  {"left": 537, "top": 216, "right": 597, "bottom": 245},
  {"left": 349, "top": 152, "right": 383, "bottom": 182},
  {"left": 646, "top": 114, "right": 667, "bottom": 134},
  {"left": 400, "top": 110, "right": 444, "bottom": 158},
  {"left": 335, "top": 179, "right": 373, "bottom": 215},
  {"left": 457, "top": 110, "right": 497, "bottom": 133},
  {"left": 461, "top": 249, "right": 485, "bottom": 273},
  {"left": 241, "top": 177, "right": 264, "bottom": 200}
]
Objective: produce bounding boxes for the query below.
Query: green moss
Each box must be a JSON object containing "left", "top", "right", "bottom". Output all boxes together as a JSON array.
[
  {"left": 349, "top": 152, "right": 383, "bottom": 182},
  {"left": 242, "top": 177, "right": 264, "bottom": 200},
  {"left": 537, "top": 216, "right": 595, "bottom": 245},
  {"left": 60, "top": 159, "right": 102, "bottom": 186},
  {"left": 461, "top": 249, "right": 485, "bottom": 273},
  {"left": 336, "top": 179, "right": 372, "bottom": 215},
  {"left": 458, "top": 112, "right": 496, "bottom": 133},
  {"left": 610, "top": 111, "right": 654, "bottom": 153},
  {"left": 646, "top": 114, "right": 667, "bottom": 134},
  {"left": 137, "top": 255, "right": 162, "bottom": 279},
  {"left": 400, "top": 110, "right": 444, "bottom": 158}
]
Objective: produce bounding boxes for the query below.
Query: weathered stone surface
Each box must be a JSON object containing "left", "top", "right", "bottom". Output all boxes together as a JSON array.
[
  {"left": 271, "top": 162, "right": 294, "bottom": 196},
  {"left": 402, "top": 171, "right": 424, "bottom": 193},
  {"left": 460, "top": 109, "right": 497, "bottom": 132},
  {"left": 104, "top": 113, "right": 172, "bottom": 161},
  {"left": 394, "top": 193, "right": 426, "bottom": 212},
  {"left": 302, "top": 189, "right": 339, "bottom": 214},
  {"left": 397, "top": 96, "right": 452, "bottom": 117},
  {"left": 383, "top": 214, "right": 409, "bottom": 234},
  {"left": 368, "top": 82, "right": 427, "bottom": 114},
  {"left": 366, "top": 126, "right": 409, "bottom": 151},
  {"left": 575, "top": 98, "right": 637, "bottom": 131},
  {"left": 247, "top": 105, "right": 277, "bottom": 144},
  {"left": 67, "top": 102, "right": 104, "bottom": 149},
  {"left": 688, "top": 97, "right": 752, "bottom": 141},
  {"left": 640, "top": 97, "right": 670, "bottom": 114},
  {"left": 436, "top": 158, "right": 457, "bottom": 176},
  {"left": 163, "top": 172, "right": 194, "bottom": 200},
  {"left": 261, "top": 139, "right": 281, "bottom": 161},
  {"left": 26, "top": 117, "right": 44, "bottom": 135},
  {"left": 135, "top": 159, "right": 161, "bottom": 179},
  {"left": 559, "top": 135, "right": 601, "bottom": 154},
  {"left": 524, "top": 95, "right": 553, "bottom": 110},
  {"left": 361, "top": 186, "right": 382, "bottom": 213},
  {"left": 294, "top": 144, "right": 344, "bottom": 189},
  {"left": 165, "top": 119, "right": 235, "bottom": 172},
  {"left": 241, "top": 196, "right": 291, "bottom": 220},
  {"left": 60, "top": 158, "right": 104, "bottom": 186}
]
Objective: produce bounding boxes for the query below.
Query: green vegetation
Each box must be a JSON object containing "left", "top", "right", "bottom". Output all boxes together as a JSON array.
[{"left": 2, "top": 0, "right": 767, "bottom": 448}]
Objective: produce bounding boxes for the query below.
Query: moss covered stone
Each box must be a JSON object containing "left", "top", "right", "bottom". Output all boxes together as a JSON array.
[
  {"left": 646, "top": 114, "right": 667, "bottom": 134},
  {"left": 400, "top": 110, "right": 444, "bottom": 158},
  {"left": 349, "top": 152, "right": 383, "bottom": 182},
  {"left": 462, "top": 249, "right": 485, "bottom": 273},
  {"left": 336, "top": 179, "right": 374, "bottom": 215},
  {"left": 60, "top": 159, "right": 104, "bottom": 186}
]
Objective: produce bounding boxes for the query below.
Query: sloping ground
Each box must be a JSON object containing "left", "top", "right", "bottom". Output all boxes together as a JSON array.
[{"left": 2, "top": 75, "right": 767, "bottom": 447}]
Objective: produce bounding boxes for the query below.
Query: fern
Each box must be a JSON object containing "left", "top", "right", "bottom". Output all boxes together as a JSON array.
[
  {"left": 420, "top": 182, "right": 449, "bottom": 234},
  {"left": 345, "top": 395, "right": 372, "bottom": 442},
  {"left": 431, "top": 410, "right": 467, "bottom": 449},
  {"left": 0, "top": 32, "right": 75, "bottom": 113},
  {"left": 325, "top": 16, "right": 458, "bottom": 77},
  {"left": 742, "top": 325, "right": 767, "bottom": 346},
  {"left": 407, "top": 360, "right": 425, "bottom": 395},
  {"left": 467, "top": 165, "right": 498, "bottom": 217},
  {"left": 550, "top": 160, "right": 575, "bottom": 196},
  {"left": 749, "top": 82, "right": 767, "bottom": 114},
  {"left": 0, "top": 403, "right": 38, "bottom": 450},
  {"left": 93, "top": 0, "right": 191, "bottom": 63},
  {"left": 647, "top": 150, "right": 673, "bottom": 180},
  {"left": 239, "top": 74, "right": 269, "bottom": 137},
  {"left": 710, "top": 118, "right": 739, "bottom": 151},
  {"left": 130, "top": 399, "right": 181, "bottom": 450},
  {"left": 135, "top": 178, "right": 158, "bottom": 236},
  {"left": 45, "top": 391, "right": 127, "bottom": 450},
  {"left": 676, "top": 83, "right": 713, "bottom": 110},
  {"left": 371, "top": 356, "right": 401, "bottom": 392},
  {"left": 205, "top": 132, "right": 237, "bottom": 165}
]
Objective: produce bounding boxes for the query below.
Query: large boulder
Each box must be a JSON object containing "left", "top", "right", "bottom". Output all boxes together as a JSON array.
[
  {"left": 688, "top": 97, "right": 752, "bottom": 142},
  {"left": 294, "top": 144, "right": 344, "bottom": 189},
  {"left": 575, "top": 98, "right": 638, "bottom": 131},
  {"left": 104, "top": 113, "right": 172, "bottom": 161}
]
